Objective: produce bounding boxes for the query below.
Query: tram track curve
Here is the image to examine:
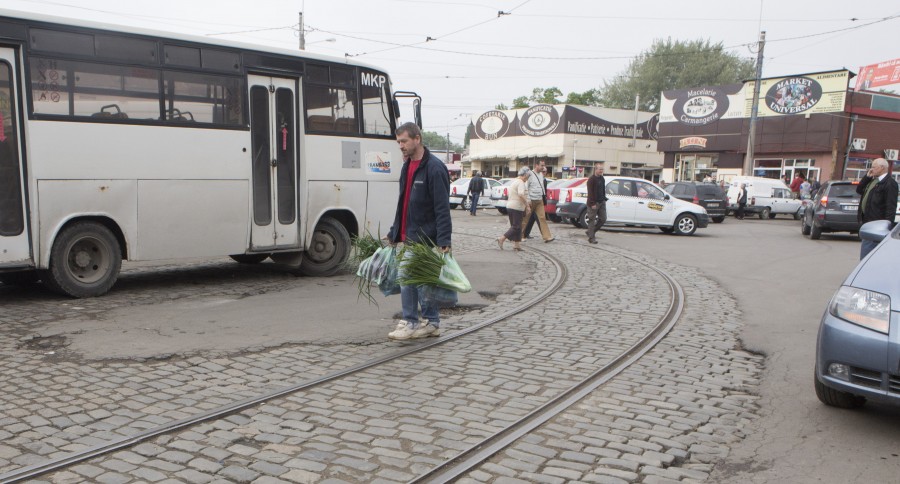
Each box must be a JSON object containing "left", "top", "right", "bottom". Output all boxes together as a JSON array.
[{"left": 2, "top": 234, "right": 684, "bottom": 484}]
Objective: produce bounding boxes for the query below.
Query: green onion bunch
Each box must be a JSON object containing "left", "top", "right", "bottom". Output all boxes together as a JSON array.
[{"left": 396, "top": 242, "right": 445, "bottom": 288}]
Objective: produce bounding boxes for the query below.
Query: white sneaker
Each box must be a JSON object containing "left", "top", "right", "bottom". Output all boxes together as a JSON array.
[
  {"left": 388, "top": 320, "right": 416, "bottom": 340},
  {"left": 411, "top": 322, "right": 441, "bottom": 339}
]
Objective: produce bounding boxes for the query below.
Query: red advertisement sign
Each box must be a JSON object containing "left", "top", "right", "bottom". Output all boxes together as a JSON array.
[{"left": 856, "top": 58, "right": 900, "bottom": 94}]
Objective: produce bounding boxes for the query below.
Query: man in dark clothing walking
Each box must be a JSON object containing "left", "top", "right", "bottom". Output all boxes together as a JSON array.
[
  {"left": 467, "top": 171, "right": 484, "bottom": 216},
  {"left": 736, "top": 183, "right": 748, "bottom": 219},
  {"left": 585, "top": 162, "right": 607, "bottom": 244},
  {"left": 856, "top": 158, "right": 898, "bottom": 259},
  {"left": 386, "top": 122, "right": 452, "bottom": 340}
]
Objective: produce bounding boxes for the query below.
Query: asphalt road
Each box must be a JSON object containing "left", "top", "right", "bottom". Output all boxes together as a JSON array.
[{"left": 545, "top": 213, "right": 900, "bottom": 483}]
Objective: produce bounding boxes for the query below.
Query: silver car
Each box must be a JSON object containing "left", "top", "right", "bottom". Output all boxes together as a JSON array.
[{"left": 815, "top": 220, "right": 900, "bottom": 408}]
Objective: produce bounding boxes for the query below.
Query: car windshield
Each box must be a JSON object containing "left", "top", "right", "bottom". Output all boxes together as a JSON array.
[{"left": 829, "top": 184, "right": 859, "bottom": 198}]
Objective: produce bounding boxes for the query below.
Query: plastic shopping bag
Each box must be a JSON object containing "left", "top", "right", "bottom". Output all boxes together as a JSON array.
[
  {"left": 437, "top": 253, "right": 472, "bottom": 293},
  {"left": 377, "top": 247, "right": 401, "bottom": 296},
  {"left": 423, "top": 284, "right": 458, "bottom": 307}
]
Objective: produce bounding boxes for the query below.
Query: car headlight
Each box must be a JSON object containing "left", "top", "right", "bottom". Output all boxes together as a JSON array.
[{"left": 829, "top": 286, "right": 891, "bottom": 334}]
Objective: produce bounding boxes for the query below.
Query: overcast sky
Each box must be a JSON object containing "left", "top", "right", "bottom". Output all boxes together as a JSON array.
[{"left": 4, "top": 0, "right": 899, "bottom": 145}]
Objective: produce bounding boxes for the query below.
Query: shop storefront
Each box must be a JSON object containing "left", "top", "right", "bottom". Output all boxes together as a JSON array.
[
  {"left": 658, "top": 71, "right": 855, "bottom": 184},
  {"left": 467, "top": 104, "right": 662, "bottom": 179}
]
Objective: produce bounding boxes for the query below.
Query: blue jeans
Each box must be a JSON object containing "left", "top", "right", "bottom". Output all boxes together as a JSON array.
[
  {"left": 399, "top": 249, "right": 439, "bottom": 326},
  {"left": 469, "top": 192, "right": 480, "bottom": 214},
  {"left": 860, "top": 239, "right": 879, "bottom": 260}
]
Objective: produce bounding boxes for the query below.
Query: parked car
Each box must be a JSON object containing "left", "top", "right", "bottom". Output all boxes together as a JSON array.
[
  {"left": 449, "top": 177, "right": 500, "bottom": 210},
  {"left": 546, "top": 178, "right": 587, "bottom": 223},
  {"left": 815, "top": 219, "right": 900, "bottom": 409},
  {"left": 556, "top": 176, "right": 710, "bottom": 235},
  {"left": 489, "top": 178, "right": 516, "bottom": 214},
  {"left": 664, "top": 182, "right": 727, "bottom": 223},
  {"left": 726, "top": 176, "right": 802, "bottom": 219},
  {"left": 801, "top": 181, "right": 862, "bottom": 239}
]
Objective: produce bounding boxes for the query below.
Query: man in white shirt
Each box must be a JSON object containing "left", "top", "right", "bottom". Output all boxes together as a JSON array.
[{"left": 522, "top": 165, "right": 554, "bottom": 243}]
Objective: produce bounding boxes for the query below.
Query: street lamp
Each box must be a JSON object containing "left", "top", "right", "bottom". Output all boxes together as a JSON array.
[{"left": 572, "top": 139, "right": 578, "bottom": 170}]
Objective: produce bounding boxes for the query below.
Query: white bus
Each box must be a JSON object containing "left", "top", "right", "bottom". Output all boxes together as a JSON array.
[{"left": 0, "top": 9, "right": 420, "bottom": 297}]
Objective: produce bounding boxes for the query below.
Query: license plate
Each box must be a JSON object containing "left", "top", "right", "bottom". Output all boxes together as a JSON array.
[
  {"left": 842, "top": 204, "right": 858, "bottom": 211},
  {"left": 706, "top": 203, "right": 720, "bottom": 207}
]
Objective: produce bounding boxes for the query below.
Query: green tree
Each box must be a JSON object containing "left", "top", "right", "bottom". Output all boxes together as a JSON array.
[
  {"left": 566, "top": 88, "right": 600, "bottom": 106},
  {"left": 596, "top": 38, "right": 755, "bottom": 111},
  {"left": 529, "top": 87, "right": 563, "bottom": 104},
  {"left": 422, "top": 130, "right": 463, "bottom": 152},
  {"left": 512, "top": 96, "right": 529, "bottom": 108}
]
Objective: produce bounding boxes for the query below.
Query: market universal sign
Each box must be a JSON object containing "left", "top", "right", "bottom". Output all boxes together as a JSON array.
[{"left": 679, "top": 137, "right": 708, "bottom": 149}]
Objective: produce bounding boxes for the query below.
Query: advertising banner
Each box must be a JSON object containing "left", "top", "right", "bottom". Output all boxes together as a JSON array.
[
  {"left": 744, "top": 70, "right": 849, "bottom": 117},
  {"left": 659, "top": 84, "right": 745, "bottom": 125},
  {"left": 856, "top": 58, "right": 900, "bottom": 94}
]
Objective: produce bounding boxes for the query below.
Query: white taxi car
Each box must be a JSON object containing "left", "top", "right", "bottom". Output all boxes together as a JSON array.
[
  {"left": 556, "top": 176, "right": 710, "bottom": 235},
  {"left": 489, "top": 178, "right": 516, "bottom": 214}
]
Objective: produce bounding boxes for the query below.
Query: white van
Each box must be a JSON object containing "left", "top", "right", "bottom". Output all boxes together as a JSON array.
[{"left": 726, "top": 176, "right": 802, "bottom": 219}]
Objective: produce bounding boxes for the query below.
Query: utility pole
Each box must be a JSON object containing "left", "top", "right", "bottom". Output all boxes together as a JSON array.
[
  {"left": 446, "top": 133, "right": 450, "bottom": 163},
  {"left": 298, "top": 11, "right": 305, "bottom": 50},
  {"left": 743, "top": 31, "right": 766, "bottom": 176},
  {"left": 631, "top": 94, "right": 640, "bottom": 148}
]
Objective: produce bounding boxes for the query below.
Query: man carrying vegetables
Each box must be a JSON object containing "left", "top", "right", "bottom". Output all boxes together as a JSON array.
[{"left": 386, "top": 122, "right": 453, "bottom": 340}]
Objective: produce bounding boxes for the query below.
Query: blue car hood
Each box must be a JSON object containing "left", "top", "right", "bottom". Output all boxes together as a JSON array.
[{"left": 848, "top": 232, "right": 900, "bottom": 311}]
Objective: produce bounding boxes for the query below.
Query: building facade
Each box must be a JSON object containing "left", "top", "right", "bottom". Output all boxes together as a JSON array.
[
  {"left": 658, "top": 69, "right": 900, "bottom": 184},
  {"left": 467, "top": 104, "right": 662, "bottom": 180}
]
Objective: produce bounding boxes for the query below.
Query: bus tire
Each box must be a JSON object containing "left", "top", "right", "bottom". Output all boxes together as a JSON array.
[
  {"left": 230, "top": 253, "right": 270, "bottom": 264},
  {"left": 43, "top": 221, "right": 121, "bottom": 298},
  {"left": 299, "top": 217, "right": 351, "bottom": 277}
]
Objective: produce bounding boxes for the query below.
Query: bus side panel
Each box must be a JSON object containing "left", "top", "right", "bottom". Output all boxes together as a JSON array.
[
  {"left": 37, "top": 179, "right": 136, "bottom": 267},
  {"left": 26, "top": 122, "right": 249, "bottom": 180},
  {"left": 137, "top": 180, "right": 249, "bottom": 260},
  {"left": 305, "top": 181, "right": 366, "bottom": 242},
  {"left": 367, "top": 181, "right": 397, "bottom": 239}
]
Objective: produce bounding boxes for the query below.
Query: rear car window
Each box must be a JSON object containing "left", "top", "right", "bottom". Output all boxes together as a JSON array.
[
  {"left": 828, "top": 184, "right": 858, "bottom": 198},
  {"left": 696, "top": 186, "right": 724, "bottom": 198}
]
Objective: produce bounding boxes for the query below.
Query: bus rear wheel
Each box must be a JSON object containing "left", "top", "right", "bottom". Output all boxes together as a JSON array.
[
  {"left": 43, "top": 221, "right": 122, "bottom": 298},
  {"left": 299, "top": 217, "right": 350, "bottom": 277}
]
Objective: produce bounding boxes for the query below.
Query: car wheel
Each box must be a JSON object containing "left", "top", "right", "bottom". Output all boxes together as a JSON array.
[
  {"left": 577, "top": 210, "right": 589, "bottom": 229},
  {"left": 659, "top": 227, "right": 674, "bottom": 233},
  {"left": 814, "top": 369, "right": 865, "bottom": 409},
  {"left": 298, "top": 217, "right": 351, "bottom": 277},
  {"left": 42, "top": 221, "right": 122, "bottom": 298},
  {"left": 673, "top": 214, "right": 697, "bottom": 235},
  {"left": 801, "top": 219, "right": 811, "bottom": 236},
  {"left": 810, "top": 221, "right": 822, "bottom": 240},
  {"left": 462, "top": 198, "right": 472, "bottom": 211},
  {"left": 497, "top": 208, "right": 507, "bottom": 215},
  {"left": 712, "top": 216, "right": 725, "bottom": 223},
  {"left": 759, "top": 207, "right": 771, "bottom": 219},
  {"left": 230, "top": 253, "right": 270, "bottom": 264}
]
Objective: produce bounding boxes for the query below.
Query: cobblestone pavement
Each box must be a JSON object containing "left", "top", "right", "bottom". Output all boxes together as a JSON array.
[
  {"left": 0, "top": 234, "right": 548, "bottom": 478},
  {"left": 2, "top": 220, "right": 764, "bottom": 483}
]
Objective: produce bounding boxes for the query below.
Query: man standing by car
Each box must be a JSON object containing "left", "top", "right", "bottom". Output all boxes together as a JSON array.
[
  {"left": 522, "top": 165, "right": 554, "bottom": 242},
  {"left": 386, "top": 122, "right": 452, "bottom": 340},
  {"left": 585, "top": 162, "right": 607, "bottom": 244},
  {"left": 857, "top": 158, "right": 898, "bottom": 259},
  {"left": 467, "top": 171, "right": 484, "bottom": 216}
]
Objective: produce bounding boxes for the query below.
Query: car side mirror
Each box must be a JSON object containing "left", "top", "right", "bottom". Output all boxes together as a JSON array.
[
  {"left": 859, "top": 220, "right": 893, "bottom": 243},
  {"left": 664, "top": 193, "right": 670, "bottom": 200}
]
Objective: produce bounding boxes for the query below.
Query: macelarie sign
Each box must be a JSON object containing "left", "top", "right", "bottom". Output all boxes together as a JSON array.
[{"left": 660, "top": 84, "right": 745, "bottom": 126}]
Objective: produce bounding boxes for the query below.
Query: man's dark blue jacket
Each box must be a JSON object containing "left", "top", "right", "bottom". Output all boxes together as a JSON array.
[{"left": 388, "top": 147, "right": 452, "bottom": 247}]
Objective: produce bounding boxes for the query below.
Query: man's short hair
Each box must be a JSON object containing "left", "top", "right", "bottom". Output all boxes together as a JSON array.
[
  {"left": 396, "top": 122, "right": 421, "bottom": 140},
  {"left": 873, "top": 158, "right": 889, "bottom": 169},
  {"left": 518, "top": 167, "right": 531, "bottom": 176}
]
